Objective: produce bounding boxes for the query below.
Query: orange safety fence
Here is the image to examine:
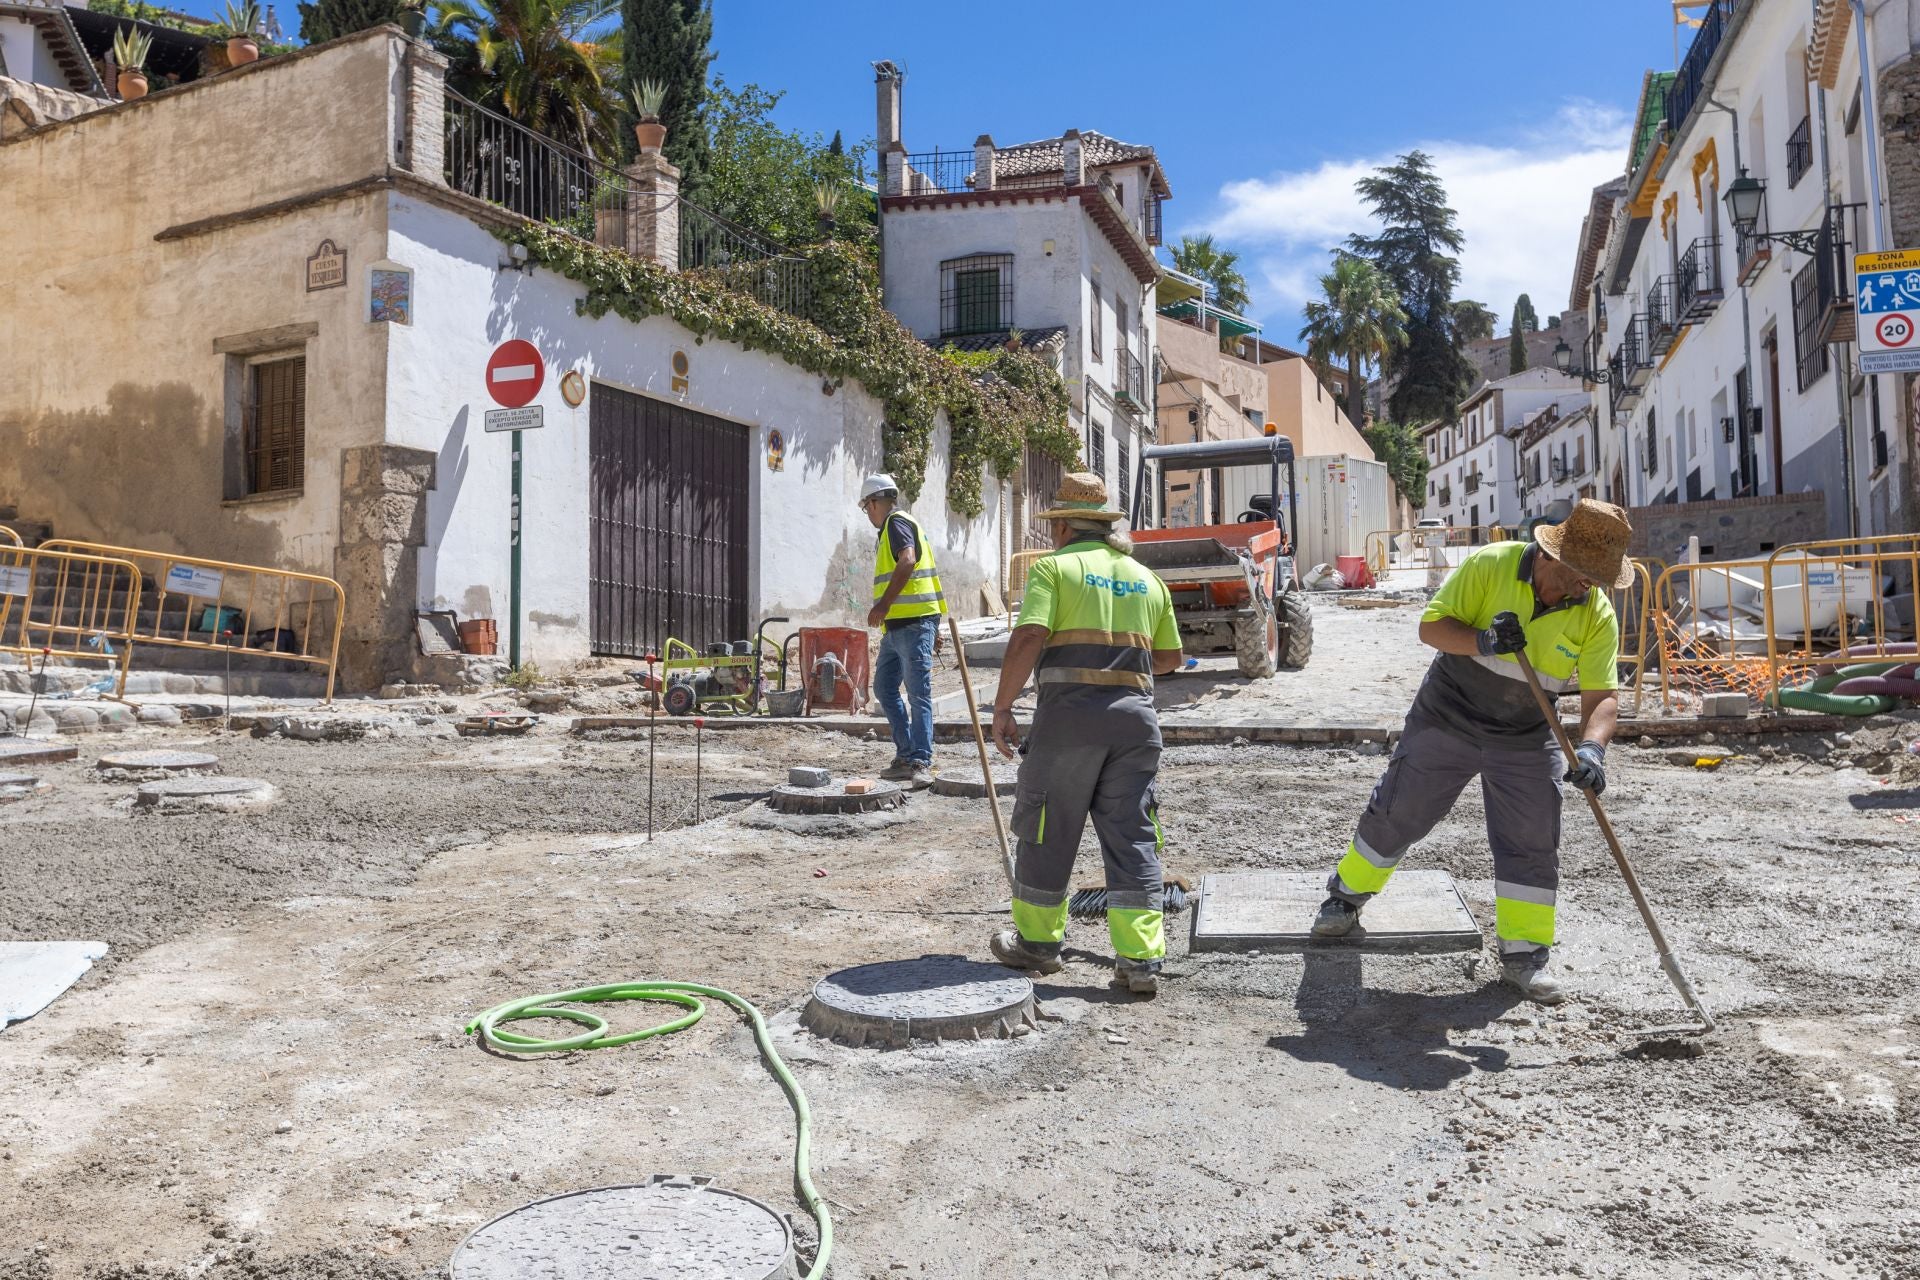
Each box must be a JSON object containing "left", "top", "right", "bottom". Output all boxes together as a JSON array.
[
  {"left": 0, "top": 544, "right": 143, "bottom": 697},
  {"left": 1608, "top": 558, "right": 1659, "bottom": 713},
  {"left": 1005, "top": 548, "right": 1051, "bottom": 615},
  {"left": 1762, "top": 533, "right": 1920, "bottom": 696},
  {"left": 37, "top": 539, "right": 347, "bottom": 702},
  {"left": 1363, "top": 526, "right": 1508, "bottom": 584}
]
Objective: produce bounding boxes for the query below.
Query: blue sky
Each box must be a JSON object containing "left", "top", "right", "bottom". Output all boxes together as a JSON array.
[{"left": 218, "top": 0, "right": 1684, "bottom": 342}]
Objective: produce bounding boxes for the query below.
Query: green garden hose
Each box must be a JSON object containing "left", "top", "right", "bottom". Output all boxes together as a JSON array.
[{"left": 464, "top": 981, "right": 833, "bottom": 1278}]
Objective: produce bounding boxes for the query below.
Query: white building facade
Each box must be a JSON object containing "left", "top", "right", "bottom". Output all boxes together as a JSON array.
[
  {"left": 874, "top": 64, "right": 1167, "bottom": 543},
  {"left": 1420, "top": 368, "right": 1587, "bottom": 531}
]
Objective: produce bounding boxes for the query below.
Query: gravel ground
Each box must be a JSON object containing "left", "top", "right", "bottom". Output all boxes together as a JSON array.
[{"left": 3, "top": 711, "right": 1917, "bottom": 1279}]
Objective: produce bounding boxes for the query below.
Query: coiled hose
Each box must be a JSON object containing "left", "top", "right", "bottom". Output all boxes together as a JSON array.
[{"left": 464, "top": 982, "right": 832, "bottom": 1277}]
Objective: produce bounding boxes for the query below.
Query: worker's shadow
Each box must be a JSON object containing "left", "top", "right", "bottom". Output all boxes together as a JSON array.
[{"left": 1263, "top": 949, "right": 1519, "bottom": 1091}]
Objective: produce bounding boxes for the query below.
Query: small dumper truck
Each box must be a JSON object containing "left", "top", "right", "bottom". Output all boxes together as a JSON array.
[{"left": 1127, "top": 434, "right": 1313, "bottom": 678}]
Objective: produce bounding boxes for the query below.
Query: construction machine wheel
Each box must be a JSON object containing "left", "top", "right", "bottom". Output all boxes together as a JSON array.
[
  {"left": 1233, "top": 599, "right": 1279, "bottom": 679},
  {"left": 662, "top": 682, "right": 698, "bottom": 716},
  {"left": 1276, "top": 590, "right": 1314, "bottom": 669}
]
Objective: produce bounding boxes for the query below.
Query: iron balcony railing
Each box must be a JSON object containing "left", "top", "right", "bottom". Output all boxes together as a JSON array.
[
  {"left": 1145, "top": 195, "right": 1164, "bottom": 246},
  {"left": 901, "top": 148, "right": 979, "bottom": 194},
  {"left": 1438, "top": 487, "right": 1453, "bottom": 507},
  {"left": 1114, "top": 347, "right": 1147, "bottom": 408},
  {"left": 1648, "top": 277, "right": 1679, "bottom": 354},
  {"left": 1786, "top": 116, "right": 1814, "bottom": 189},
  {"left": 443, "top": 88, "right": 813, "bottom": 320},
  {"left": 1675, "top": 236, "right": 1724, "bottom": 322},
  {"left": 1464, "top": 474, "right": 1481, "bottom": 495},
  {"left": 1665, "top": 0, "right": 1740, "bottom": 138},
  {"left": 1813, "top": 203, "right": 1866, "bottom": 346}
]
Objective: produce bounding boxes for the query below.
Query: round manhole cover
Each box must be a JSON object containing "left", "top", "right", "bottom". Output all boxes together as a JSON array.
[
  {"left": 450, "top": 1176, "right": 793, "bottom": 1280},
  {"left": 95, "top": 749, "right": 220, "bottom": 775},
  {"left": 802, "top": 954, "right": 1036, "bottom": 1048},
  {"left": 133, "top": 776, "right": 276, "bottom": 810},
  {"left": 929, "top": 766, "right": 1017, "bottom": 799},
  {"left": 766, "top": 780, "right": 906, "bottom": 815}
]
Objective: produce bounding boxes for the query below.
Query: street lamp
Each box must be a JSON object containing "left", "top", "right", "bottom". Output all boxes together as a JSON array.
[
  {"left": 1722, "top": 167, "right": 1824, "bottom": 254},
  {"left": 1553, "top": 337, "right": 1610, "bottom": 382}
]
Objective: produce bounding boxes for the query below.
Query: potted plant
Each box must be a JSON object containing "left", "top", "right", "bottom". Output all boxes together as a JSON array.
[
  {"left": 221, "top": 0, "right": 261, "bottom": 64},
  {"left": 397, "top": 0, "right": 427, "bottom": 38},
  {"left": 592, "top": 177, "right": 626, "bottom": 249},
  {"left": 813, "top": 179, "right": 840, "bottom": 238},
  {"left": 630, "top": 79, "right": 667, "bottom": 151},
  {"left": 112, "top": 24, "right": 153, "bottom": 100}
]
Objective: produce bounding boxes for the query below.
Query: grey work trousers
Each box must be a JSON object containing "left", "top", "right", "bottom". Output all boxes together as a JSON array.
[
  {"left": 1007, "top": 712, "right": 1165, "bottom": 960},
  {"left": 1329, "top": 708, "right": 1565, "bottom": 957}
]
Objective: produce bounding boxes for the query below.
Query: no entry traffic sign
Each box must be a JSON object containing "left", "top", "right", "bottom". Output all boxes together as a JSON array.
[{"left": 486, "top": 339, "right": 545, "bottom": 408}]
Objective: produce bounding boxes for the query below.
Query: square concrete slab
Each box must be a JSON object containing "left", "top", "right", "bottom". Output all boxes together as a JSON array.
[
  {"left": 0, "top": 740, "right": 79, "bottom": 767},
  {"left": 1190, "top": 870, "right": 1481, "bottom": 954},
  {"left": 1, "top": 941, "right": 109, "bottom": 1028}
]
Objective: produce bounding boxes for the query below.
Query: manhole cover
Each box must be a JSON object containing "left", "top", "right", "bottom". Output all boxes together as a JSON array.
[
  {"left": 133, "top": 776, "right": 276, "bottom": 810},
  {"left": 95, "top": 749, "right": 220, "bottom": 775},
  {"left": 802, "top": 954, "right": 1037, "bottom": 1048},
  {"left": 450, "top": 1175, "right": 793, "bottom": 1280},
  {"left": 0, "top": 740, "right": 77, "bottom": 767},
  {"left": 929, "top": 765, "right": 1017, "bottom": 799},
  {"left": 1190, "top": 869, "right": 1481, "bottom": 954},
  {"left": 766, "top": 780, "right": 906, "bottom": 815}
]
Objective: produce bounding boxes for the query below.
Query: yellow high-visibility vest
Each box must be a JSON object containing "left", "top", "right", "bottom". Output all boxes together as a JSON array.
[{"left": 873, "top": 512, "right": 946, "bottom": 621}]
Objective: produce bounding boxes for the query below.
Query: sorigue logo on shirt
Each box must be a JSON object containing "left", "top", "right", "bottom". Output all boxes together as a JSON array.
[{"left": 1084, "top": 572, "right": 1150, "bottom": 598}]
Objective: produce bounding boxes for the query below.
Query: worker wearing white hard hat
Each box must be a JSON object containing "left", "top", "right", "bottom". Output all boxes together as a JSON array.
[{"left": 858, "top": 474, "right": 946, "bottom": 787}]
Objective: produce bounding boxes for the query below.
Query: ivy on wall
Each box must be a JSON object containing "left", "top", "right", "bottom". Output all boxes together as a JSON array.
[{"left": 494, "top": 226, "right": 1077, "bottom": 517}]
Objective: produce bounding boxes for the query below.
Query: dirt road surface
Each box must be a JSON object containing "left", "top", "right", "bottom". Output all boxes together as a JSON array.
[{"left": 3, "top": 715, "right": 1917, "bottom": 1280}]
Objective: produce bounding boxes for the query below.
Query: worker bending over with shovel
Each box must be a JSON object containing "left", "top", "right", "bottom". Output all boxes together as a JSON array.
[
  {"left": 986, "top": 474, "right": 1183, "bottom": 995},
  {"left": 1311, "top": 499, "right": 1634, "bottom": 1004}
]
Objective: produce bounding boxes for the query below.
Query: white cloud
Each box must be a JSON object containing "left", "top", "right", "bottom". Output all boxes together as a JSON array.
[{"left": 1204, "top": 102, "right": 1630, "bottom": 341}]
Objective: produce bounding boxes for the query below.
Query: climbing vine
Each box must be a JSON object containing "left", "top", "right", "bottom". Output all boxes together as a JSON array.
[{"left": 493, "top": 226, "right": 1076, "bottom": 517}]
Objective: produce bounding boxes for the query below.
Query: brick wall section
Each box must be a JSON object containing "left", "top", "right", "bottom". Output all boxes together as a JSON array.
[
  {"left": 401, "top": 42, "right": 448, "bottom": 181},
  {"left": 624, "top": 152, "right": 680, "bottom": 271},
  {"left": 1880, "top": 52, "right": 1920, "bottom": 535},
  {"left": 1627, "top": 492, "right": 1828, "bottom": 562}
]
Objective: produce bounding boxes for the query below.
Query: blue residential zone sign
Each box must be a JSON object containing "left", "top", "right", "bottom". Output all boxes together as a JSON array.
[{"left": 1855, "top": 249, "right": 1920, "bottom": 374}]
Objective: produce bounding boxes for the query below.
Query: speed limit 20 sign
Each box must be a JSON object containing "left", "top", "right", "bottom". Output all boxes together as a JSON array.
[{"left": 1855, "top": 248, "right": 1920, "bottom": 373}]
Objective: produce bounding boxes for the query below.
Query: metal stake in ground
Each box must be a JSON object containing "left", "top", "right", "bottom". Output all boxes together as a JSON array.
[
  {"left": 1512, "top": 648, "right": 1717, "bottom": 1033},
  {"left": 644, "top": 650, "right": 658, "bottom": 842},
  {"left": 21, "top": 646, "right": 49, "bottom": 739},
  {"left": 694, "top": 715, "right": 704, "bottom": 823},
  {"left": 221, "top": 629, "right": 235, "bottom": 730}
]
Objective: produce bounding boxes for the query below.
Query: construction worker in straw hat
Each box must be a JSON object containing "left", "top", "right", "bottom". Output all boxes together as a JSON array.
[
  {"left": 859, "top": 473, "right": 947, "bottom": 788},
  {"left": 986, "top": 472, "right": 1184, "bottom": 995},
  {"left": 1310, "top": 499, "right": 1636, "bottom": 1004}
]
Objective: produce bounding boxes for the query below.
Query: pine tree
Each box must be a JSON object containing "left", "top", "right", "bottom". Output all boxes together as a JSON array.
[
  {"left": 1347, "top": 151, "right": 1476, "bottom": 426},
  {"left": 623, "top": 0, "right": 712, "bottom": 191},
  {"left": 1507, "top": 293, "right": 1539, "bottom": 375},
  {"left": 1450, "top": 300, "right": 1496, "bottom": 345},
  {"left": 828, "top": 129, "right": 844, "bottom": 157},
  {"left": 1512, "top": 292, "right": 1539, "bottom": 333},
  {"left": 297, "top": 0, "right": 404, "bottom": 44},
  {"left": 1508, "top": 327, "right": 1528, "bottom": 375}
]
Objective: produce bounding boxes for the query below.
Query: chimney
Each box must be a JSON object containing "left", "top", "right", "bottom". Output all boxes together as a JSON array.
[
  {"left": 1061, "top": 129, "right": 1083, "bottom": 186},
  {"left": 874, "top": 60, "right": 903, "bottom": 150},
  {"left": 974, "top": 134, "right": 995, "bottom": 191}
]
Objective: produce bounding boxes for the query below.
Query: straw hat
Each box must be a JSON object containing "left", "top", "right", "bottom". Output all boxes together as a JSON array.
[
  {"left": 1035, "top": 472, "right": 1124, "bottom": 523},
  {"left": 1536, "top": 498, "right": 1634, "bottom": 590}
]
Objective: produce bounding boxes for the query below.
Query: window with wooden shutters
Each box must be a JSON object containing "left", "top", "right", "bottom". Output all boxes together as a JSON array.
[{"left": 246, "top": 356, "right": 306, "bottom": 495}]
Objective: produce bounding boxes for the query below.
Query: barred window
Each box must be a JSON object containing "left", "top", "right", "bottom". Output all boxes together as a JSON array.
[
  {"left": 1089, "top": 418, "right": 1106, "bottom": 477},
  {"left": 1791, "top": 259, "right": 1830, "bottom": 392},
  {"left": 1089, "top": 282, "right": 1103, "bottom": 362},
  {"left": 246, "top": 356, "right": 306, "bottom": 495},
  {"left": 939, "top": 254, "right": 1012, "bottom": 337}
]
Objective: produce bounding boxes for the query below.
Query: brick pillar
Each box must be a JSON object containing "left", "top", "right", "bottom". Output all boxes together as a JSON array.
[
  {"left": 884, "top": 142, "right": 906, "bottom": 197},
  {"left": 624, "top": 151, "right": 681, "bottom": 271},
  {"left": 1061, "top": 129, "right": 1083, "bottom": 186},
  {"left": 974, "top": 134, "right": 996, "bottom": 191},
  {"left": 401, "top": 40, "right": 449, "bottom": 182},
  {"left": 1874, "top": 53, "right": 1920, "bottom": 532},
  {"left": 334, "top": 444, "right": 435, "bottom": 691}
]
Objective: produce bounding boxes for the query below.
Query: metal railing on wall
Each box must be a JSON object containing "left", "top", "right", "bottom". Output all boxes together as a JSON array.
[
  {"left": 38, "top": 540, "right": 347, "bottom": 702},
  {"left": 0, "top": 545, "right": 142, "bottom": 698},
  {"left": 677, "top": 198, "right": 814, "bottom": 319}
]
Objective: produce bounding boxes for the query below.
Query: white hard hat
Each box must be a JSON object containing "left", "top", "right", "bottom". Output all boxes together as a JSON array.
[{"left": 858, "top": 474, "right": 899, "bottom": 505}]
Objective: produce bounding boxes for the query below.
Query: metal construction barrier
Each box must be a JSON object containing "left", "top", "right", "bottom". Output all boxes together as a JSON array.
[
  {"left": 1363, "top": 526, "right": 1508, "bottom": 585},
  {"left": 0, "top": 545, "right": 143, "bottom": 696},
  {"left": 1652, "top": 556, "right": 1823, "bottom": 712},
  {"left": 1762, "top": 534, "right": 1919, "bottom": 696},
  {"left": 1608, "top": 558, "right": 1659, "bottom": 712},
  {"left": 0, "top": 526, "right": 20, "bottom": 548},
  {"left": 1005, "top": 549, "right": 1051, "bottom": 615},
  {"left": 37, "top": 540, "right": 347, "bottom": 702}
]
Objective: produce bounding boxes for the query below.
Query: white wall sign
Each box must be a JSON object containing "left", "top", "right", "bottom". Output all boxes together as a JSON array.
[
  {"left": 484, "top": 406, "right": 545, "bottom": 433},
  {"left": 1854, "top": 249, "right": 1920, "bottom": 374},
  {"left": 165, "top": 564, "right": 226, "bottom": 599},
  {"left": 0, "top": 565, "right": 30, "bottom": 598}
]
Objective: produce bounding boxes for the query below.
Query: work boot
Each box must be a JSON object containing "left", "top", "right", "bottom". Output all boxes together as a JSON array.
[
  {"left": 989, "top": 929, "right": 1064, "bottom": 975},
  {"left": 1310, "top": 896, "right": 1361, "bottom": 938},
  {"left": 1499, "top": 954, "right": 1568, "bottom": 1005},
  {"left": 879, "top": 758, "right": 913, "bottom": 782},
  {"left": 1110, "top": 958, "right": 1161, "bottom": 996},
  {"left": 909, "top": 763, "right": 936, "bottom": 789}
]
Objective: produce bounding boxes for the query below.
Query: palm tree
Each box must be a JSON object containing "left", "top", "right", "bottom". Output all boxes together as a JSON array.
[
  {"left": 1300, "top": 252, "right": 1406, "bottom": 427},
  {"left": 1170, "top": 234, "right": 1251, "bottom": 317},
  {"left": 433, "top": 0, "right": 624, "bottom": 159}
]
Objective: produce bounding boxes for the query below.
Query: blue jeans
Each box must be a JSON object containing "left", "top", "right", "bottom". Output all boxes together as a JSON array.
[{"left": 873, "top": 616, "right": 937, "bottom": 766}]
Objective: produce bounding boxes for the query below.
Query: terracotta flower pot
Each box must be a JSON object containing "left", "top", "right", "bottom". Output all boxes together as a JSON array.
[
  {"left": 226, "top": 36, "right": 259, "bottom": 65},
  {"left": 633, "top": 120, "right": 666, "bottom": 151},
  {"left": 116, "top": 69, "right": 148, "bottom": 100}
]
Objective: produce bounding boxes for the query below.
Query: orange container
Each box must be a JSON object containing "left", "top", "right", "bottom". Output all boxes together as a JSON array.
[
  {"left": 458, "top": 619, "right": 498, "bottom": 655},
  {"left": 798, "top": 626, "right": 869, "bottom": 715}
]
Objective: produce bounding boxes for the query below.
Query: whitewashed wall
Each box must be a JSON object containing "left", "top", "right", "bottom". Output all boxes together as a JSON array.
[{"left": 387, "top": 196, "right": 1003, "bottom": 668}]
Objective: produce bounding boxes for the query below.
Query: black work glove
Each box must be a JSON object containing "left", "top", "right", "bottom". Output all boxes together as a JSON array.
[
  {"left": 1476, "top": 611, "right": 1527, "bottom": 657},
  {"left": 1564, "top": 740, "right": 1607, "bottom": 795}
]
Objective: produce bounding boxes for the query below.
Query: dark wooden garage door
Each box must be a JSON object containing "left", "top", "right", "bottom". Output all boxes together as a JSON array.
[{"left": 589, "top": 383, "right": 749, "bottom": 656}]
